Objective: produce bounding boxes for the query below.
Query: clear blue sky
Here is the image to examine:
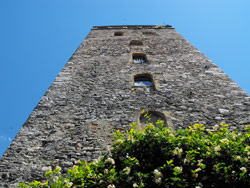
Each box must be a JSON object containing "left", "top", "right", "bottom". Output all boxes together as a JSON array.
[{"left": 0, "top": 0, "right": 249, "bottom": 157}]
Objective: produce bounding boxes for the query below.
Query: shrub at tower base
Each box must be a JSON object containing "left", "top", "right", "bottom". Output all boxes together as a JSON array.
[{"left": 19, "top": 122, "right": 250, "bottom": 188}]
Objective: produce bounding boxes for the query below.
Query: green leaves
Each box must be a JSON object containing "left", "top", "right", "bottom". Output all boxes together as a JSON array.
[{"left": 19, "top": 123, "right": 250, "bottom": 188}]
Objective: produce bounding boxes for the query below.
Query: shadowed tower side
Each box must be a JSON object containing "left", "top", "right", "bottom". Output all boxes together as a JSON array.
[{"left": 0, "top": 25, "right": 250, "bottom": 187}]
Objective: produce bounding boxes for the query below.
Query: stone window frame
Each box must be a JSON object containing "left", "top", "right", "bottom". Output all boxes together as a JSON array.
[
  {"left": 131, "top": 72, "right": 157, "bottom": 90},
  {"left": 129, "top": 40, "right": 143, "bottom": 46},
  {"left": 132, "top": 52, "right": 147, "bottom": 64},
  {"left": 137, "top": 110, "right": 174, "bottom": 130},
  {"left": 114, "top": 31, "right": 124, "bottom": 36}
]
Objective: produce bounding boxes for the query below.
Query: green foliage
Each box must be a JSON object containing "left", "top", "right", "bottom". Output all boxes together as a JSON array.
[
  {"left": 19, "top": 122, "right": 250, "bottom": 188},
  {"left": 155, "top": 25, "right": 164, "bottom": 29}
]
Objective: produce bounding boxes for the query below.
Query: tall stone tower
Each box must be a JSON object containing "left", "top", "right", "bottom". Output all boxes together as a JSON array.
[{"left": 1, "top": 25, "right": 250, "bottom": 187}]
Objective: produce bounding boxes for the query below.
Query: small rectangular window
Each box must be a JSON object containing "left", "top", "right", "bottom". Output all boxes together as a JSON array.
[
  {"left": 134, "top": 74, "right": 153, "bottom": 87},
  {"left": 114, "top": 32, "right": 123, "bottom": 36},
  {"left": 129, "top": 40, "right": 143, "bottom": 46},
  {"left": 132, "top": 53, "right": 147, "bottom": 64},
  {"left": 142, "top": 31, "right": 156, "bottom": 36}
]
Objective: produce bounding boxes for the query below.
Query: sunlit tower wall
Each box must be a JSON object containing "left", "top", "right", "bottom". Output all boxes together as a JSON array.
[{"left": 1, "top": 25, "right": 250, "bottom": 187}]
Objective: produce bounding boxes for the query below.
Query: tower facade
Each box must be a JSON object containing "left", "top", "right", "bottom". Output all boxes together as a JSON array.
[{"left": 1, "top": 25, "right": 250, "bottom": 187}]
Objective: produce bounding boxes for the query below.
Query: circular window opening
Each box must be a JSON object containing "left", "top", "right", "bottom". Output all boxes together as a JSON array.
[
  {"left": 134, "top": 74, "right": 153, "bottom": 87},
  {"left": 140, "top": 111, "right": 166, "bottom": 127}
]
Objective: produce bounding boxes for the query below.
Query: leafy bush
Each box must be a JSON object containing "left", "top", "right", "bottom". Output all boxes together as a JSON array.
[{"left": 19, "top": 120, "right": 250, "bottom": 188}]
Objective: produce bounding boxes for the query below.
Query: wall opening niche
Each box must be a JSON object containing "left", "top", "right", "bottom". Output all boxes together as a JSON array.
[
  {"left": 114, "top": 31, "right": 124, "bottom": 36},
  {"left": 134, "top": 73, "right": 154, "bottom": 87},
  {"left": 129, "top": 40, "right": 143, "bottom": 46},
  {"left": 132, "top": 53, "right": 147, "bottom": 64},
  {"left": 142, "top": 31, "right": 156, "bottom": 36},
  {"left": 140, "top": 111, "right": 167, "bottom": 127}
]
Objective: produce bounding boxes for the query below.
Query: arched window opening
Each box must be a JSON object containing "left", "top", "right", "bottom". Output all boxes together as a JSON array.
[
  {"left": 134, "top": 74, "right": 153, "bottom": 87},
  {"left": 133, "top": 53, "right": 147, "bottom": 64},
  {"left": 114, "top": 32, "right": 124, "bottom": 36},
  {"left": 129, "top": 40, "right": 143, "bottom": 46},
  {"left": 140, "top": 111, "right": 166, "bottom": 127}
]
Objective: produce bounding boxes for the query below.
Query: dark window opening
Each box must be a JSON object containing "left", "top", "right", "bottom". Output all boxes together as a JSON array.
[
  {"left": 114, "top": 32, "right": 124, "bottom": 36},
  {"left": 133, "top": 53, "right": 147, "bottom": 64},
  {"left": 134, "top": 74, "right": 153, "bottom": 87},
  {"left": 129, "top": 40, "right": 143, "bottom": 46},
  {"left": 140, "top": 111, "right": 166, "bottom": 127},
  {"left": 142, "top": 31, "right": 156, "bottom": 35}
]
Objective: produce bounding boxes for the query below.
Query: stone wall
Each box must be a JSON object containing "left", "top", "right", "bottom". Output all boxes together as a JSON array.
[{"left": 1, "top": 25, "right": 250, "bottom": 187}]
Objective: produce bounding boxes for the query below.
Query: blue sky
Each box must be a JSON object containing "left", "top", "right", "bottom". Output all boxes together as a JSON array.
[{"left": 0, "top": 0, "right": 249, "bottom": 157}]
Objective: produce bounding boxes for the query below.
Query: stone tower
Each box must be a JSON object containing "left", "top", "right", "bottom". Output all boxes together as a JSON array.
[{"left": 1, "top": 25, "right": 250, "bottom": 187}]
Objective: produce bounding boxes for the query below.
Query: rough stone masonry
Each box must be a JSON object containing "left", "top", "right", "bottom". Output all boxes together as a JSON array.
[{"left": 0, "top": 25, "right": 250, "bottom": 187}]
